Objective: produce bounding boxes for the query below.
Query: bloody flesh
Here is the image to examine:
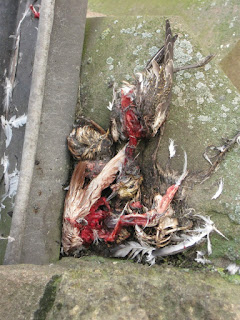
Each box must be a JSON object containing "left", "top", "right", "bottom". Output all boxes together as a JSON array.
[
  {"left": 66, "top": 90, "right": 181, "bottom": 245},
  {"left": 79, "top": 197, "right": 111, "bottom": 245},
  {"left": 105, "top": 184, "right": 180, "bottom": 242},
  {"left": 120, "top": 89, "right": 144, "bottom": 158}
]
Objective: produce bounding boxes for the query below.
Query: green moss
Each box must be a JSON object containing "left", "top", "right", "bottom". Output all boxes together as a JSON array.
[
  {"left": 0, "top": 198, "right": 13, "bottom": 264},
  {"left": 88, "top": 0, "right": 240, "bottom": 62},
  {"left": 34, "top": 275, "right": 62, "bottom": 320},
  {"left": 88, "top": 0, "right": 198, "bottom": 18},
  {"left": 50, "top": 258, "right": 240, "bottom": 319},
  {"left": 214, "top": 267, "right": 240, "bottom": 285}
]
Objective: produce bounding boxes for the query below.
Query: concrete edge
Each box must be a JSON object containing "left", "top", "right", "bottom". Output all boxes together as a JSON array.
[{"left": 4, "top": 0, "right": 56, "bottom": 265}]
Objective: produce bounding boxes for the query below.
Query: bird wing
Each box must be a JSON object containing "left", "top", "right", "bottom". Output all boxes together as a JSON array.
[{"left": 138, "top": 20, "right": 175, "bottom": 137}]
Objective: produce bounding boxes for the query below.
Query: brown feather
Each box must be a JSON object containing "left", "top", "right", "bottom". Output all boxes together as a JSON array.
[
  {"left": 62, "top": 147, "right": 126, "bottom": 254},
  {"left": 138, "top": 20, "right": 175, "bottom": 137}
]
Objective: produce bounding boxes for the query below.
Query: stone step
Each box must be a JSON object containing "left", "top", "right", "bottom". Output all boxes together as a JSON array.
[{"left": 0, "top": 257, "right": 240, "bottom": 320}]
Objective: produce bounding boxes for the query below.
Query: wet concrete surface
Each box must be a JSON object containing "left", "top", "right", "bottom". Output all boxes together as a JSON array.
[
  {"left": 4, "top": 0, "right": 88, "bottom": 265},
  {"left": 0, "top": 0, "right": 19, "bottom": 115},
  {"left": 0, "top": 0, "right": 40, "bottom": 263}
]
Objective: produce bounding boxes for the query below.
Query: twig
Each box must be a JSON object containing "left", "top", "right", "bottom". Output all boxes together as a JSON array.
[
  {"left": 174, "top": 55, "right": 214, "bottom": 73},
  {"left": 201, "top": 131, "right": 240, "bottom": 183}
]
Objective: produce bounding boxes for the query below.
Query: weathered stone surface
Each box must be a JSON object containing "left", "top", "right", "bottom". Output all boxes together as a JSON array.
[
  {"left": 0, "top": 258, "right": 240, "bottom": 320},
  {"left": 0, "top": 264, "right": 63, "bottom": 320},
  {"left": 79, "top": 16, "right": 240, "bottom": 263},
  {"left": 87, "top": 0, "right": 240, "bottom": 63}
]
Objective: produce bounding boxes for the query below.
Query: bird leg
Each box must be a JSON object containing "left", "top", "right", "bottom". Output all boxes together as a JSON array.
[
  {"left": 173, "top": 54, "right": 214, "bottom": 73},
  {"left": 106, "top": 183, "right": 180, "bottom": 242}
]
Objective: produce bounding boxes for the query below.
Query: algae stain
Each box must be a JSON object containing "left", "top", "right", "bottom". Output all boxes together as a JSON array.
[{"left": 33, "top": 275, "right": 61, "bottom": 320}]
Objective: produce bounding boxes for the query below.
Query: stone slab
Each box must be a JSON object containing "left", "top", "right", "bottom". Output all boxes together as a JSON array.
[{"left": 0, "top": 257, "right": 240, "bottom": 320}]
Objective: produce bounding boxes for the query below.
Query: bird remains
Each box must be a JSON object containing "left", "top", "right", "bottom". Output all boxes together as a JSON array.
[{"left": 62, "top": 20, "right": 230, "bottom": 265}]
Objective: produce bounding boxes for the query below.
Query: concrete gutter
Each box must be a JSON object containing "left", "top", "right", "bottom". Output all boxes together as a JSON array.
[
  {"left": 4, "top": 0, "right": 55, "bottom": 265},
  {"left": 4, "top": 0, "right": 88, "bottom": 264}
]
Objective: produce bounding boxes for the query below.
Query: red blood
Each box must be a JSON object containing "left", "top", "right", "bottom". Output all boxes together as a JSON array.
[
  {"left": 121, "top": 89, "right": 133, "bottom": 109},
  {"left": 130, "top": 201, "right": 143, "bottom": 209},
  {"left": 125, "top": 110, "right": 143, "bottom": 139},
  {"left": 79, "top": 197, "right": 112, "bottom": 245},
  {"left": 120, "top": 91, "right": 144, "bottom": 159},
  {"left": 30, "top": 5, "right": 40, "bottom": 18},
  {"left": 106, "top": 183, "right": 180, "bottom": 242},
  {"left": 106, "top": 212, "right": 149, "bottom": 242},
  {"left": 80, "top": 226, "right": 93, "bottom": 244}
]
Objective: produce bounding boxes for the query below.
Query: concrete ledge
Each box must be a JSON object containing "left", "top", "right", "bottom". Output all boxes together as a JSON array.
[
  {"left": 4, "top": 0, "right": 88, "bottom": 264},
  {"left": 1, "top": 257, "right": 240, "bottom": 319}
]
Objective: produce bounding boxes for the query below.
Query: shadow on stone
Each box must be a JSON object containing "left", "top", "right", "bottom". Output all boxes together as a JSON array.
[{"left": 220, "top": 40, "right": 240, "bottom": 92}]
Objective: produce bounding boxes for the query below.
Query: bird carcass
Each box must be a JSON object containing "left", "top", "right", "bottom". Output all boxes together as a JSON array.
[{"left": 62, "top": 20, "right": 225, "bottom": 264}]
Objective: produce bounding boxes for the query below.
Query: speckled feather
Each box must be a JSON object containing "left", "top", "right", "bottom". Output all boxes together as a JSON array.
[{"left": 137, "top": 20, "right": 175, "bottom": 137}]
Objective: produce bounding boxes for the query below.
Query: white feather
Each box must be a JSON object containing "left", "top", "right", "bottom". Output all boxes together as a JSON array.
[
  {"left": 4, "top": 3, "right": 29, "bottom": 113},
  {"left": 8, "top": 168, "right": 20, "bottom": 198},
  {"left": 203, "top": 151, "right": 213, "bottom": 165},
  {"left": 113, "top": 215, "right": 227, "bottom": 265},
  {"left": 176, "top": 151, "right": 188, "bottom": 186},
  {"left": 1, "top": 154, "right": 10, "bottom": 194},
  {"left": 226, "top": 263, "right": 240, "bottom": 275},
  {"left": 136, "top": 72, "right": 143, "bottom": 83},
  {"left": 1, "top": 166, "right": 19, "bottom": 202},
  {"left": 207, "top": 233, "right": 212, "bottom": 255},
  {"left": 113, "top": 241, "right": 155, "bottom": 265},
  {"left": 194, "top": 214, "right": 228, "bottom": 240},
  {"left": 168, "top": 139, "right": 176, "bottom": 158},
  {"left": 1, "top": 114, "right": 27, "bottom": 148},
  {"left": 153, "top": 215, "right": 227, "bottom": 258},
  {"left": 195, "top": 251, "right": 212, "bottom": 265},
  {"left": 107, "top": 101, "right": 113, "bottom": 111},
  {"left": 0, "top": 203, "right": 6, "bottom": 218},
  {"left": 9, "top": 113, "right": 27, "bottom": 128},
  {"left": 1, "top": 116, "right": 13, "bottom": 148},
  {"left": 211, "top": 178, "right": 224, "bottom": 200},
  {"left": 3, "top": 78, "right": 13, "bottom": 112},
  {"left": 237, "top": 136, "right": 240, "bottom": 145},
  {"left": 0, "top": 235, "right": 15, "bottom": 242},
  {"left": 16, "top": 4, "right": 30, "bottom": 35},
  {"left": 1, "top": 153, "right": 9, "bottom": 174}
]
